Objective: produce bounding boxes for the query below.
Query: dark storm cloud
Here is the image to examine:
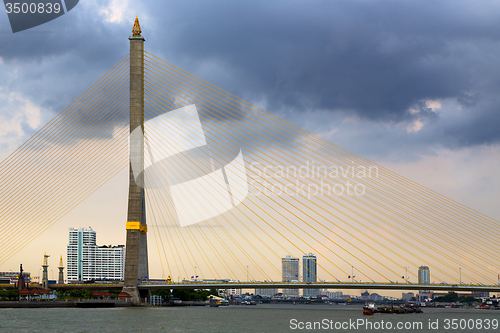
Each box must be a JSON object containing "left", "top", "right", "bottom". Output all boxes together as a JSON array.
[
  {"left": 149, "top": 0, "right": 500, "bottom": 147},
  {"left": 2, "top": 0, "right": 500, "bottom": 151},
  {"left": 442, "top": 99, "right": 500, "bottom": 148},
  {"left": 0, "top": 4, "right": 131, "bottom": 93},
  {"left": 1, "top": 7, "right": 126, "bottom": 63},
  {"left": 0, "top": 4, "right": 132, "bottom": 139}
]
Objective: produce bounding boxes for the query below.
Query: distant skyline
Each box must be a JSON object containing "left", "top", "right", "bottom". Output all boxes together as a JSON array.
[{"left": 1, "top": 1, "right": 499, "bottom": 291}]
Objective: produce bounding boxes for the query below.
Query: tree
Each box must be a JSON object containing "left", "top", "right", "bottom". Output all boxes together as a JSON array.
[
  {"left": 151, "top": 289, "right": 171, "bottom": 301},
  {"left": 68, "top": 289, "right": 86, "bottom": 299},
  {"left": 83, "top": 290, "right": 93, "bottom": 299},
  {"left": 0, "top": 290, "right": 18, "bottom": 301},
  {"left": 432, "top": 292, "right": 459, "bottom": 302},
  {"left": 460, "top": 296, "right": 477, "bottom": 304},
  {"left": 171, "top": 289, "right": 218, "bottom": 301}
]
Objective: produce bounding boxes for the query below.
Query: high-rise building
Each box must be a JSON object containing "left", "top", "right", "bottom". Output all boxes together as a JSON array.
[
  {"left": 219, "top": 288, "right": 242, "bottom": 298},
  {"left": 417, "top": 265, "right": 431, "bottom": 298},
  {"left": 418, "top": 266, "right": 430, "bottom": 284},
  {"left": 282, "top": 255, "right": 299, "bottom": 297},
  {"left": 326, "top": 291, "right": 344, "bottom": 299},
  {"left": 302, "top": 253, "right": 320, "bottom": 298},
  {"left": 282, "top": 255, "right": 300, "bottom": 281},
  {"left": 66, "top": 227, "right": 125, "bottom": 282}
]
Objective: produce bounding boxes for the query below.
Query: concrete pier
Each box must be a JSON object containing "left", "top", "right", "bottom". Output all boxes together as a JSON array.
[{"left": 123, "top": 17, "right": 149, "bottom": 304}]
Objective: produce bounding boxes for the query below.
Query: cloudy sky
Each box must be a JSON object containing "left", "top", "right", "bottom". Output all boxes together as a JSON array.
[{"left": 1, "top": 1, "right": 500, "bottom": 280}]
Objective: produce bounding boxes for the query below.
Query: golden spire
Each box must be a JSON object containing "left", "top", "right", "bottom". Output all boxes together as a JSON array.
[
  {"left": 132, "top": 16, "right": 142, "bottom": 37},
  {"left": 59, "top": 255, "right": 64, "bottom": 268},
  {"left": 43, "top": 253, "right": 49, "bottom": 266}
]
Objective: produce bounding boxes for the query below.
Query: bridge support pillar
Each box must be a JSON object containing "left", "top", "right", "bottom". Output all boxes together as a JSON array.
[{"left": 123, "top": 16, "right": 149, "bottom": 304}]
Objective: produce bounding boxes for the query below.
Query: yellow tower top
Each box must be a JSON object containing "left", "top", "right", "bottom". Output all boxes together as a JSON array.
[
  {"left": 132, "top": 16, "right": 142, "bottom": 37},
  {"left": 59, "top": 255, "right": 64, "bottom": 268},
  {"left": 43, "top": 253, "right": 49, "bottom": 266}
]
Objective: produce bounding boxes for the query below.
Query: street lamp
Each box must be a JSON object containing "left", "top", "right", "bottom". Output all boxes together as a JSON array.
[
  {"left": 246, "top": 266, "right": 249, "bottom": 282},
  {"left": 459, "top": 268, "right": 462, "bottom": 285},
  {"left": 404, "top": 266, "right": 409, "bottom": 284}
]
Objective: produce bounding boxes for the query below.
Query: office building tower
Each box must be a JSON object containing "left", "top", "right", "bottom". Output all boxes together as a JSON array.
[
  {"left": 302, "top": 253, "right": 320, "bottom": 298},
  {"left": 418, "top": 266, "right": 430, "bottom": 284},
  {"left": 282, "top": 255, "right": 299, "bottom": 297},
  {"left": 417, "top": 265, "right": 431, "bottom": 298}
]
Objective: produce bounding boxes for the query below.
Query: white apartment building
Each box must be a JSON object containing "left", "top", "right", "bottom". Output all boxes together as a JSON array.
[
  {"left": 282, "top": 255, "right": 300, "bottom": 297},
  {"left": 67, "top": 227, "right": 124, "bottom": 282}
]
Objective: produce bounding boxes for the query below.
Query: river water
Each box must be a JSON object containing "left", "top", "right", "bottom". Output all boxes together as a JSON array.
[{"left": 0, "top": 304, "right": 498, "bottom": 332}]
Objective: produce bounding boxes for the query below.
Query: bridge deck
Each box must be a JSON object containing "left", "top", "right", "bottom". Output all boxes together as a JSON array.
[{"left": 21, "top": 281, "right": 500, "bottom": 292}]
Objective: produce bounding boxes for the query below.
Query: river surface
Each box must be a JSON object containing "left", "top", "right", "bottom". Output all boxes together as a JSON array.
[{"left": 0, "top": 304, "right": 498, "bottom": 332}]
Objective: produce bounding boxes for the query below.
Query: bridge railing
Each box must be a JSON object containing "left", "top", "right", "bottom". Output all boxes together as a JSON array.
[
  {"left": 43, "top": 281, "right": 500, "bottom": 289},
  {"left": 137, "top": 281, "right": 500, "bottom": 288}
]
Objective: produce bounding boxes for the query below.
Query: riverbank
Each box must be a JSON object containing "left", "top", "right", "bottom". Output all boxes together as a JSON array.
[
  {"left": 0, "top": 301, "right": 133, "bottom": 308},
  {"left": 0, "top": 300, "right": 212, "bottom": 308}
]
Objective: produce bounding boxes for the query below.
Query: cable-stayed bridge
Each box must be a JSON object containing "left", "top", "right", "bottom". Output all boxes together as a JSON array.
[
  {"left": 1, "top": 18, "right": 499, "bottom": 303},
  {"left": 42, "top": 282, "right": 499, "bottom": 293}
]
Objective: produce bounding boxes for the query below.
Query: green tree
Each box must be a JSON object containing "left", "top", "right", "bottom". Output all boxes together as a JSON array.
[
  {"left": 460, "top": 296, "right": 477, "bottom": 304},
  {"left": 151, "top": 289, "right": 171, "bottom": 301},
  {"left": 171, "top": 289, "right": 217, "bottom": 301},
  {"left": 0, "top": 290, "right": 18, "bottom": 301},
  {"left": 109, "top": 290, "right": 121, "bottom": 297},
  {"left": 432, "top": 292, "right": 459, "bottom": 302},
  {"left": 68, "top": 289, "right": 86, "bottom": 299},
  {"left": 8, "top": 290, "right": 18, "bottom": 300},
  {"left": 83, "top": 290, "right": 93, "bottom": 299}
]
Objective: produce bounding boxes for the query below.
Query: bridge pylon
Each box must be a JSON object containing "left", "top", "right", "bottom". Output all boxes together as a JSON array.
[{"left": 122, "top": 16, "right": 149, "bottom": 304}]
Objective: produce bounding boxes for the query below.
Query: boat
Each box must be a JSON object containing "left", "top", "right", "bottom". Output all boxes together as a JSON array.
[
  {"left": 373, "top": 305, "right": 422, "bottom": 314},
  {"left": 366, "top": 304, "right": 423, "bottom": 314},
  {"left": 363, "top": 307, "right": 374, "bottom": 315},
  {"left": 363, "top": 303, "right": 375, "bottom": 315}
]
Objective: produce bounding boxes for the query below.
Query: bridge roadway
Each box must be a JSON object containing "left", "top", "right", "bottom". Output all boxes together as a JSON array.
[{"left": 33, "top": 281, "right": 500, "bottom": 292}]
